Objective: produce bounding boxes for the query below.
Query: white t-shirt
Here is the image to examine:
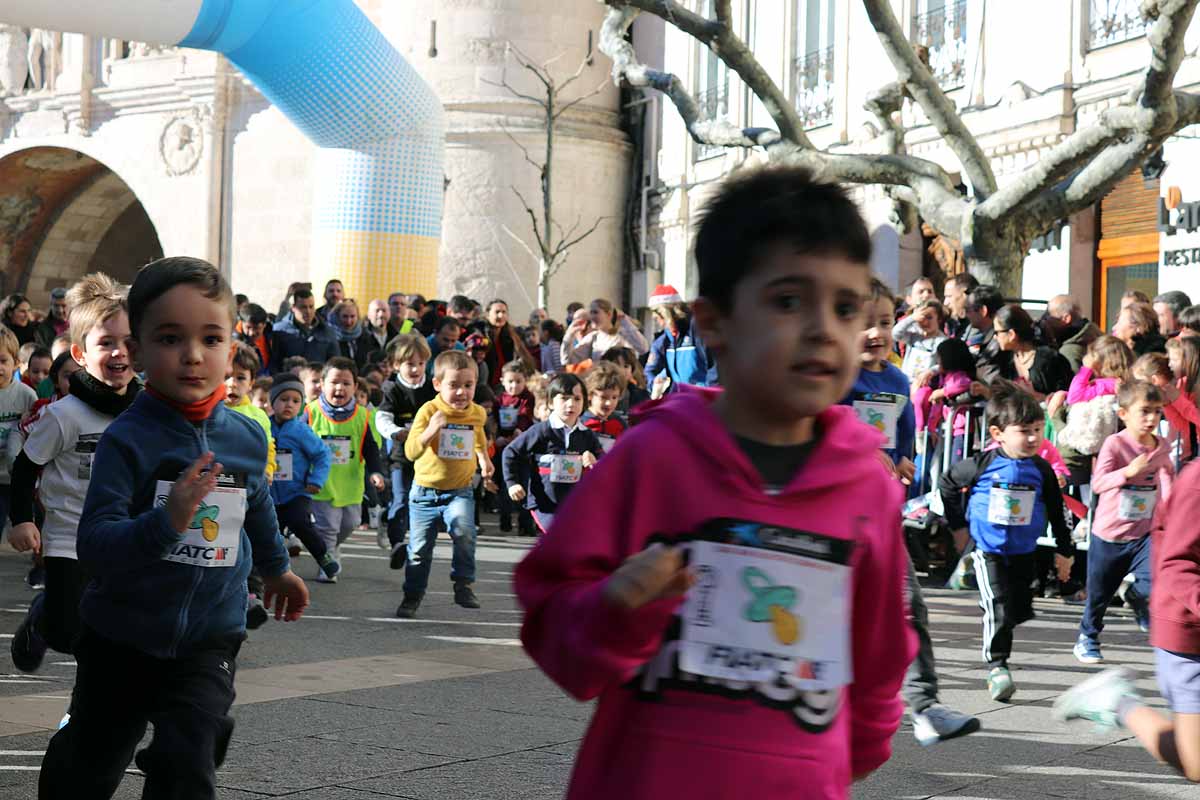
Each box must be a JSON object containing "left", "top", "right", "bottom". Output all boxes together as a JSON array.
[{"left": 22, "top": 395, "right": 114, "bottom": 560}]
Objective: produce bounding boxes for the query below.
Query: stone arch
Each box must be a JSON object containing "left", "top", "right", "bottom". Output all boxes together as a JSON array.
[{"left": 0, "top": 146, "right": 162, "bottom": 306}]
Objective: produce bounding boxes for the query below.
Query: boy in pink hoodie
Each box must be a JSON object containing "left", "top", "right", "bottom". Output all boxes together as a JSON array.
[{"left": 514, "top": 165, "right": 915, "bottom": 800}]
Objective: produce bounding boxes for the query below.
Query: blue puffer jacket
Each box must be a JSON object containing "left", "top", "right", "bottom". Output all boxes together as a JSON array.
[
  {"left": 268, "top": 312, "right": 340, "bottom": 372},
  {"left": 77, "top": 393, "right": 289, "bottom": 659},
  {"left": 270, "top": 415, "right": 333, "bottom": 506},
  {"left": 644, "top": 316, "right": 718, "bottom": 390}
]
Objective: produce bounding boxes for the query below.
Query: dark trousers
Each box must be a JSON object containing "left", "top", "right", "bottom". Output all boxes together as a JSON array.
[
  {"left": 387, "top": 464, "right": 414, "bottom": 546},
  {"left": 972, "top": 551, "right": 1036, "bottom": 669},
  {"left": 902, "top": 555, "right": 940, "bottom": 712},
  {"left": 275, "top": 496, "right": 328, "bottom": 561},
  {"left": 35, "top": 556, "right": 88, "bottom": 654},
  {"left": 39, "top": 627, "right": 241, "bottom": 800},
  {"left": 1080, "top": 534, "right": 1152, "bottom": 640}
]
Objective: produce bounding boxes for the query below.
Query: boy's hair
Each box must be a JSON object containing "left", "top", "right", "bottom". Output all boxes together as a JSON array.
[
  {"left": 1086, "top": 334, "right": 1134, "bottom": 381},
  {"left": 355, "top": 377, "right": 371, "bottom": 396},
  {"left": 128, "top": 257, "right": 235, "bottom": 339},
  {"left": 66, "top": 272, "right": 127, "bottom": 347},
  {"left": 601, "top": 346, "right": 645, "bottom": 388},
  {"left": 252, "top": 376, "right": 273, "bottom": 394},
  {"left": 584, "top": 361, "right": 626, "bottom": 394},
  {"left": 1179, "top": 304, "right": 1200, "bottom": 332},
  {"left": 867, "top": 277, "right": 895, "bottom": 306},
  {"left": 239, "top": 303, "right": 268, "bottom": 325},
  {"left": 230, "top": 341, "right": 262, "bottom": 376},
  {"left": 966, "top": 285, "right": 1003, "bottom": 316},
  {"left": 49, "top": 350, "right": 74, "bottom": 384},
  {"left": 282, "top": 355, "right": 308, "bottom": 372},
  {"left": 321, "top": 356, "right": 358, "bottom": 381},
  {"left": 986, "top": 380, "right": 1044, "bottom": 430},
  {"left": 935, "top": 337, "right": 975, "bottom": 377},
  {"left": 0, "top": 326, "right": 20, "bottom": 364},
  {"left": 386, "top": 332, "right": 432, "bottom": 364},
  {"left": 304, "top": 360, "right": 324, "bottom": 373},
  {"left": 501, "top": 361, "right": 528, "bottom": 378},
  {"left": 693, "top": 165, "right": 871, "bottom": 312},
  {"left": 1132, "top": 352, "right": 1172, "bottom": 383},
  {"left": 1118, "top": 379, "right": 1164, "bottom": 409},
  {"left": 435, "top": 316, "right": 461, "bottom": 335},
  {"left": 18, "top": 342, "right": 40, "bottom": 366},
  {"left": 433, "top": 349, "right": 477, "bottom": 382},
  {"left": 1167, "top": 335, "right": 1200, "bottom": 394},
  {"left": 548, "top": 372, "right": 587, "bottom": 406}
]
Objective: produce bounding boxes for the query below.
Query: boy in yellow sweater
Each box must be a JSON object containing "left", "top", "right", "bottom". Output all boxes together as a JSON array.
[{"left": 399, "top": 350, "right": 492, "bottom": 618}]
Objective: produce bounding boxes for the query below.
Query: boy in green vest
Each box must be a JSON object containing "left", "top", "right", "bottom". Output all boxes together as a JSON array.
[{"left": 306, "top": 356, "right": 385, "bottom": 582}]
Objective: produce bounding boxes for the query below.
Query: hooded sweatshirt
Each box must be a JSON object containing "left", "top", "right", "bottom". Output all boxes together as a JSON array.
[
  {"left": 1151, "top": 462, "right": 1200, "bottom": 654},
  {"left": 514, "top": 392, "right": 914, "bottom": 800}
]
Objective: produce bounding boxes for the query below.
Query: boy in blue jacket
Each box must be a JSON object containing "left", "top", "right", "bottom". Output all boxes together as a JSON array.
[
  {"left": 269, "top": 372, "right": 338, "bottom": 581},
  {"left": 939, "top": 382, "right": 1073, "bottom": 703},
  {"left": 38, "top": 257, "right": 309, "bottom": 799}
]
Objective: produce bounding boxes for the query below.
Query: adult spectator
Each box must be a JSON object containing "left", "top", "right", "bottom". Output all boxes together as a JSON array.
[
  {"left": 540, "top": 319, "right": 565, "bottom": 374},
  {"left": 1, "top": 294, "right": 38, "bottom": 346},
  {"left": 1042, "top": 294, "right": 1101, "bottom": 372},
  {"left": 1112, "top": 301, "right": 1167, "bottom": 356},
  {"left": 482, "top": 299, "right": 534, "bottom": 387},
  {"left": 386, "top": 292, "right": 416, "bottom": 338},
  {"left": 561, "top": 298, "right": 649, "bottom": 366},
  {"left": 528, "top": 308, "right": 549, "bottom": 328},
  {"left": 963, "top": 285, "right": 1008, "bottom": 383},
  {"left": 448, "top": 295, "right": 478, "bottom": 335},
  {"left": 565, "top": 302, "right": 584, "bottom": 325},
  {"left": 278, "top": 281, "right": 312, "bottom": 320},
  {"left": 34, "top": 287, "right": 69, "bottom": 347},
  {"left": 1121, "top": 289, "right": 1150, "bottom": 311},
  {"left": 1179, "top": 305, "right": 1200, "bottom": 338},
  {"left": 331, "top": 299, "right": 372, "bottom": 370},
  {"left": 363, "top": 299, "right": 394, "bottom": 356},
  {"left": 942, "top": 272, "right": 979, "bottom": 341},
  {"left": 644, "top": 284, "right": 718, "bottom": 393},
  {"left": 269, "top": 287, "right": 340, "bottom": 372},
  {"left": 1153, "top": 290, "right": 1191, "bottom": 338},
  {"left": 408, "top": 294, "right": 427, "bottom": 318},
  {"left": 235, "top": 303, "right": 272, "bottom": 375},
  {"left": 992, "top": 304, "right": 1073, "bottom": 399},
  {"left": 425, "top": 316, "right": 465, "bottom": 378},
  {"left": 317, "top": 279, "right": 345, "bottom": 322}
]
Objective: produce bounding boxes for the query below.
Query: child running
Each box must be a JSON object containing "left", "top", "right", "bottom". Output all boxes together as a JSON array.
[
  {"left": 493, "top": 361, "right": 535, "bottom": 534},
  {"left": 514, "top": 166, "right": 915, "bottom": 799},
  {"left": 37, "top": 256, "right": 308, "bottom": 798}
]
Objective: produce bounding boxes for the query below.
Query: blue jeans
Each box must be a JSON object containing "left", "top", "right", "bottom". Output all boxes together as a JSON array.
[
  {"left": 1080, "top": 534, "right": 1152, "bottom": 640},
  {"left": 405, "top": 485, "right": 476, "bottom": 594},
  {"left": 387, "top": 466, "right": 412, "bottom": 546}
]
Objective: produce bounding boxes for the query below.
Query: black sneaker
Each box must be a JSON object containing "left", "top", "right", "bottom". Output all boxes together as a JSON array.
[
  {"left": 396, "top": 593, "right": 423, "bottom": 618},
  {"left": 246, "top": 594, "right": 269, "bottom": 630},
  {"left": 454, "top": 581, "right": 481, "bottom": 609},
  {"left": 389, "top": 542, "right": 407, "bottom": 570},
  {"left": 499, "top": 514, "right": 513, "bottom": 532},
  {"left": 518, "top": 517, "right": 536, "bottom": 537},
  {"left": 11, "top": 612, "right": 46, "bottom": 673}
]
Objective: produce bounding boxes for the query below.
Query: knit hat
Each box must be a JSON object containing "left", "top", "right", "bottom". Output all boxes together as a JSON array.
[
  {"left": 269, "top": 372, "right": 304, "bottom": 406},
  {"left": 648, "top": 284, "right": 683, "bottom": 307}
]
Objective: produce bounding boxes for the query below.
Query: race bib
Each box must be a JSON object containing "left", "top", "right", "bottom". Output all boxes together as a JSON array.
[
  {"left": 156, "top": 472, "right": 246, "bottom": 568},
  {"left": 276, "top": 449, "right": 293, "bottom": 482},
  {"left": 678, "top": 520, "right": 854, "bottom": 692},
  {"left": 987, "top": 482, "right": 1035, "bottom": 526},
  {"left": 550, "top": 453, "right": 583, "bottom": 483},
  {"left": 498, "top": 406, "right": 518, "bottom": 430},
  {"left": 74, "top": 436, "right": 98, "bottom": 480},
  {"left": 438, "top": 424, "right": 474, "bottom": 460},
  {"left": 1119, "top": 485, "right": 1157, "bottom": 521},
  {"left": 597, "top": 434, "right": 616, "bottom": 454},
  {"left": 323, "top": 436, "right": 351, "bottom": 465},
  {"left": 852, "top": 393, "right": 904, "bottom": 450}
]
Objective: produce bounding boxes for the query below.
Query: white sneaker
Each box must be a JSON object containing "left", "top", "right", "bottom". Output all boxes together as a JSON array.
[
  {"left": 314, "top": 569, "right": 338, "bottom": 584},
  {"left": 912, "top": 704, "right": 981, "bottom": 746}
]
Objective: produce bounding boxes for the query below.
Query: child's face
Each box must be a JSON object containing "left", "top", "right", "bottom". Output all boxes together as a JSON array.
[
  {"left": 590, "top": 387, "right": 620, "bottom": 418},
  {"left": 356, "top": 388, "right": 370, "bottom": 407},
  {"left": 1169, "top": 348, "right": 1183, "bottom": 377},
  {"left": 552, "top": 386, "right": 585, "bottom": 426},
  {"left": 502, "top": 372, "right": 527, "bottom": 397},
  {"left": 135, "top": 285, "right": 233, "bottom": 404},
  {"left": 913, "top": 305, "right": 939, "bottom": 334},
  {"left": 273, "top": 390, "right": 303, "bottom": 422},
  {"left": 523, "top": 329, "right": 539, "bottom": 348},
  {"left": 860, "top": 298, "right": 896, "bottom": 368},
  {"left": 301, "top": 369, "right": 322, "bottom": 402},
  {"left": 0, "top": 351, "right": 14, "bottom": 388},
  {"left": 251, "top": 387, "right": 271, "bottom": 413},
  {"left": 224, "top": 367, "right": 253, "bottom": 405},
  {"left": 75, "top": 312, "right": 134, "bottom": 392},
  {"left": 25, "top": 355, "right": 51, "bottom": 387},
  {"left": 322, "top": 368, "right": 355, "bottom": 407},
  {"left": 394, "top": 355, "right": 426, "bottom": 385},
  {"left": 534, "top": 400, "right": 550, "bottom": 421},
  {"left": 433, "top": 366, "right": 477, "bottom": 410},
  {"left": 1119, "top": 401, "right": 1163, "bottom": 440},
  {"left": 990, "top": 421, "right": 1043, "bottom": 459},
  {"left": 56, "top": 358, "right": 81, "bottom": 396}
]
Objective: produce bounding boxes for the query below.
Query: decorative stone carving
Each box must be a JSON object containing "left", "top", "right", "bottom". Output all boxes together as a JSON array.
[
  {"left": 27, "top": 29, "right": 59, "bottom": 92},
  {"left": 0, "top": 26, "right": 28, "bottom": 96},
  {"left": 160, "top": 116, "right": 204, "bottom": 176}
]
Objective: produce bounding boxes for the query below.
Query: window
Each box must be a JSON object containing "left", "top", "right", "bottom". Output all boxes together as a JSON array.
[
  {"left": 911, "top": 0, "right": 967, "bottom": 90},
  {"left": 694, "top": 0, "right": 730, "bottom": 160},
  {"left": 1088, "top": 0, "right": 1149, "bottom": 50},
  {"left": 793, "top": 0, "right": 835, "bottom": 128}
]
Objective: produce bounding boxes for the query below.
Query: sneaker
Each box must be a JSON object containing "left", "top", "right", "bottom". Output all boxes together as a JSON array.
[
  {"left": 1053, "top": 666, "right": 1140, "bottom": 728},
  {"left": 945, "top": 553, "right": 976, "bottom": 591},
  {"left": 246, "top": 594, "right": 269, "bottom": 630},
  {"left": 389, "top": 541, "right": 407, "bottom": 570},
  {"left": 396, "top": 593, "right": 423, "bottom": 618},
  {"left": 454, "top": 581, "right": 481, "bottom": 609},
  {"left": 912, "top": 705, "right": 981, "bottom": 746},
  {"left": 376, "top": 521, "right": 389, "bottom": 550},
  {"left": 319, "top": 552, "right": 342, "bottom": 580},
  {"left": 285, "top": 535, "right": 301, "bottom": 558},
  {"left": 987, "top": 666, "right": 1016, "bottom": 702},
  {"left": 499, "top": 514, "right": 513, "bottom": 532},
  {"left": 1073, "top": 634, "right": 1103, "bottom": 665},
  {"left": 314, "top": 569, "right": 338, "bottom": 584},
  {"left": 518, "top": 516, "right": 536, "bottom": 538},
  {"left": 10, "top": 611, "right": 46, "bottom": 673},
  {"left": 25, "top": 565, "right": 45, "bottom": 591},
  {"left": 1136, "top": 611, "right": 1150, "bottom": 634}
]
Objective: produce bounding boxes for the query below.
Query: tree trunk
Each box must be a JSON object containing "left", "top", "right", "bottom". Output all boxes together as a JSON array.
[{"left": 537, "top": 256, "right": 549, "bottom": 310}]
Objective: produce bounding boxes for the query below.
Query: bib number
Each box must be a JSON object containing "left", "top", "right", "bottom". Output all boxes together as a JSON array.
[
  {"left": 438, "top": 424, "right": 474, "bottom": 460},
  {"left": 498, "top": 406, "right": 518, "bottom": 430},
  {"left": 852, "top": 393, "right": 904, "bottom": 450},
  {"left": 550, "top": 453, "right": 583, "bottom": 483},
  {"left": 988, "top": 482, "right": 1035, "bottom": 526},
  {"left": 323, "top": 436, "right": 351, "bottom": 465},
  {"left": 276, "top": 449, "right": 294, "bottom": 482},
  {"left": 1119, "top": 485, "right": 1157, "bottom": 521},
  {"left": 156, "top": 474, "right": 246, "bottom": 568}
]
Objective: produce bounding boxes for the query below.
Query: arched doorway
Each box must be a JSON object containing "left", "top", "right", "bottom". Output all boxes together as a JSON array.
[{"left": 0, "top": 147, "right": 162, "bottom": 306}]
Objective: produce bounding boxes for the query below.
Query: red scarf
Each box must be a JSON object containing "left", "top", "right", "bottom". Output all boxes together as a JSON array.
[{"left": 147, "top": 384, "right": 227, "bottom": 422}]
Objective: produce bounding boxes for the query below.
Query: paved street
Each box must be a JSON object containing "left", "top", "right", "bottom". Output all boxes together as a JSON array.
[{"left": 0, "top": 525, "right": 1194, "bottom": 799}]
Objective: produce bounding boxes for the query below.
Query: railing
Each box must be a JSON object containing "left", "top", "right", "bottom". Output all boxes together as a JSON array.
[
  {"left": 911, "top": 0, "right": 967, "bottom": 90},
  {"left": 1088, "top": 0, "right": 1149, "bottom": 50},
  {"left": 694, "top": 83, "right": 729, "bottom": 160},
  {"left": 793, "top": 46, "right": 834, "bottom": 129}
]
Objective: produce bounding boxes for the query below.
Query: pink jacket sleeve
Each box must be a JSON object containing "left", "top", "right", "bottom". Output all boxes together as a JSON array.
[
  {"left": 1039, "top": 440, "right": 1070, "bottom": 479},
  {"left": 1091, "top": 435, "right": 1131, "bottom": 495},
  {"left": 911, "top": 385, "right": 932, "bottom": 432},
  {"left": 1067, "top": 367, "right": 1117, "bottom": 405}
]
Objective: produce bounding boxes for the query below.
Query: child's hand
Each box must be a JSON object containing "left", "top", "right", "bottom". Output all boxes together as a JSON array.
[
  {"left": 479, "top": 457, "right": 495, "bottom": 480},
  {"left": 427, "top": 410, "right": 447, "bottom": 436},
  {"left": 305, "top": 483, "right": 321, "bottom": 494},
  {"left": 896, "top": 457, "right": 916, "bottom": 486},
  {"left": 651, "top": 374, "right": 671, "bottom": 400},
  {"left": 369, "top": 473, "right": 386, "bottom": 491},
  {"left": 913, "top": 370, "right": 934, "bottom": 389},
  {"left": 1083, "top": 352, "right": 1096, "bottom": 371},
  {"left": 262, "top": 570, "right": 309, "bottom": 622},
  {"left": 581, "top": 451, "right": 598, "bottom": 469},
  {"left": 7, "top": 522, "right": 40, "bottom": 555},
  {"left": 508, "top": 484, "right": 526, "bottom": 502},
  {"left": 391, "top": 427, "right": 409, "bottom": 442},
  {"left": 1055, "top": 554, "right": 1074, "bottom": 583},
  {"left": 167, "top": 453, "right": 221, "bottom": 534},
  {"left": 929, "top": 389, "right": 946, "bottom": 403},
  {"left": 968, "top": 381, "right": 991, "bottom": 398},
  {"left": 483, "top": 477, "right": 499, "bottom": 493},
  {"left": 604, "top": 543, "right": 695, "bottom": 611},
  {"left": 1058, "top": 474, "right": 1067, "bottom": 488},
  {"left": 1124, "top": 453, "right": 1151, "bottom": 479}
]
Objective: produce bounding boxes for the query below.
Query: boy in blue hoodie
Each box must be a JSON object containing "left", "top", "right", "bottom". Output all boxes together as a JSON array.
[
  {"left": 269, "top": 372, "right": 338, "bottom": 581},
  {"left": 38, "top": 257, "right": 309, "bottom": 799}
]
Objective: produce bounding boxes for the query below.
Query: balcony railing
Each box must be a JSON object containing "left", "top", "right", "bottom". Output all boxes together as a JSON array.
[
  {"left": 911, "top": 1, "right": 967, "bottom": 90},
  {"left": 1088, "top": 0, "right": 1149, "bottom": 50},
  {"left": 793, "top": 46, "right": 834, "bottom": 129},
  {"left": 694, "top": 83, "right": 729, "bottom": 160}
]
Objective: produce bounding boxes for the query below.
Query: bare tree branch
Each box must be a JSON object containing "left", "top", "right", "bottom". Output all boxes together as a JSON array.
[
  {"left": 480, "top": 75, "right": 547, "bottom": 109},
  {"left": 553, "top": 80, "right": 609, "bottom": 121},
  {"left": 511, "top": 186, "right": 548, "bottom": 256},
  {"left": 860, "top": 0, "right": 997, "bottom": 199},
  {"left": 507, "top": 42, "right": 555, "bottom": 90},
  {"left": 497, "top": 125, "right": 544, "bottom": 174},
  {"left": 553, "top": 216, "right": 608, "bottom": 258},
  {"left": 714, "top": 0, "right": 733, "bottom": 26},
  {"left": 555, "top": 52, "right": 591, "bottom": 96}
]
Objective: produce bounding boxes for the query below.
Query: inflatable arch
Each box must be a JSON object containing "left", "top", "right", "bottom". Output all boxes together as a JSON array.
[{"left": 2, "top": 0, "right": 444, "bottom": 303}]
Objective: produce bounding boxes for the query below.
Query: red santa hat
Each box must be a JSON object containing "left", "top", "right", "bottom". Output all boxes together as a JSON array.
[{"left": 648, "top": 284, "right": 683, "bottom": 307}]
